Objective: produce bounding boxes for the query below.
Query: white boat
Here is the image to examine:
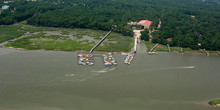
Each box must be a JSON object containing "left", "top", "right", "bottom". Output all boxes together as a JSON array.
[
  {"left": 105, "top": 62, "right": 112, "bottom": 66},
  {"left": 112, "top": 61, "right": 117, "bottom": 65},
  {"left": 78, "top": 54, "right": 83, "bottom": 57},
  {"left": 89, "top": 62, "right": 94, "bottom": 66}
]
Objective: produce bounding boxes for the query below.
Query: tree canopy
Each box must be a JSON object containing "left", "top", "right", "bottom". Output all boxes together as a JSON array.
[{"left": 0, "top": 0, "right": 219, "bottom": 50}]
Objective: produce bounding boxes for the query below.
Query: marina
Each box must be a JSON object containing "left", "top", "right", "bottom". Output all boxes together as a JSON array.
[{"left": 77, "top": 52, "right": 118, "bottom": 66}]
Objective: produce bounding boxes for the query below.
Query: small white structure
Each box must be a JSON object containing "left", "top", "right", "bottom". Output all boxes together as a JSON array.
[
  {"left": 2, "top": 5, "right": 9, "bottom": 10},
  {"left": 4, "top": 1, "right": 14, "bottom": 4}
]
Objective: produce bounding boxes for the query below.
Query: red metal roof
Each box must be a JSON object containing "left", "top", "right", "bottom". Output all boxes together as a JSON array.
[{"left": 137, "top": 20, "right": 152, "bottom": 26}]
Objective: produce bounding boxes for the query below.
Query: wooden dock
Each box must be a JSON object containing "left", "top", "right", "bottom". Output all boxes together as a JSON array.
[
  {"left": 148, "top": 43, "right": 158, "bottom": 55},
  {"left": 180, "top": 47, "right": 184, "bottom": 54},
  {"left": 90, "top": 30, "right": 112, "bottom": 52},
  {"left": 167, "top": 44, "right": 171, "bottom": 52},
  {"left": 203, "top": 49, "right": 209, "bottom": 56},
  {"left": 105, "top": 53, "right": 112, "bottom": 63},
  {"left": 127, "top": 54, "right": 134, "bottom": 65},
  {"left": 134, "top": 37, "right": 137, "bottom": 53},
  {"left": 85, "top": 55, "right": 88, "bottom": 65},
  {"left": 216, "top": 51, "right": 220, "bottom": 56}
]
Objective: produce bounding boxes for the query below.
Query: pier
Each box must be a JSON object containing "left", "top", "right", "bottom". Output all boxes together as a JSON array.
[
  {"left": 167, "top": 44, "right": 171, "bottom": 52},
  {"left": 90, "top": 30, "right": 112, "bottom": 52},
  {"left": 148, "top": 43, "right": 158, "bottom": 55},
  {"left": 134, "top": 37, "right": 138, "bottom": 53},
  {"left": 203, "top": 49, "right": 209, "bottom": 56},
  {"left": 216, "top": 51, "right": 220, "bottom": 56},
  {"left": 180, "top": 47, "right": 184, "bottom": 54}
]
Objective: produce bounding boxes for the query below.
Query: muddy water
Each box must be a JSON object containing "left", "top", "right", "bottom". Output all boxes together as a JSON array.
[{"left": 0, "top": 48, "right": 219, "bottom": 110}]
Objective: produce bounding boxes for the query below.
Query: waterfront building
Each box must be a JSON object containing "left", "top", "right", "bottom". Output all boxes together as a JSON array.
[{"left": 137, "top": 20, "right": 152, "bottom": 29}]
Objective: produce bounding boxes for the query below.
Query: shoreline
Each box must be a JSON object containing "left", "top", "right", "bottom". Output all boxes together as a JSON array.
[
  {"left": 208, "top": 100, "right": 220, "bottom": 107},
  {"left": 1, "top": 46, "right": 130, "bottom": 54},
  {"left": 2, "top": 46, "right": 219, "bottom": 56}
]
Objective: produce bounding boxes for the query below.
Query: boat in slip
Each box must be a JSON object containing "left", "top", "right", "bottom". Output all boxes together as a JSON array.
[
  {"left": 112, "top": 60, "right": 117, "bottom": 66},
  {"left": 104, "top": 62, "right": 112, "bottom": 66},
  {"left": 88, "top": 62, "right": 94, "bottom": 66}
]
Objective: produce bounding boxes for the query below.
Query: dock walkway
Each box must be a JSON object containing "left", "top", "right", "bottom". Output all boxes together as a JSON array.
[
  {"left": 148, "top": 43, "right": 158, "bottom": 55},
  {"left": 90, "top": 30, "right": 112, "bottom": 52}
]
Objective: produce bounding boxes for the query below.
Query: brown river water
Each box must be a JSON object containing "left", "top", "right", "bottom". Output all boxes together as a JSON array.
[{"left": 0, "top": 47, "right": 219, "bottom": 110}]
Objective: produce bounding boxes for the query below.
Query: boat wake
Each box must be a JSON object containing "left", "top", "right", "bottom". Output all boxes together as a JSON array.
[
  {"left": 92, "top": 68, "right": 116, "bottom": 73},
  {"left": 175, "top": 66, "right": 196, "bottom": 69}
]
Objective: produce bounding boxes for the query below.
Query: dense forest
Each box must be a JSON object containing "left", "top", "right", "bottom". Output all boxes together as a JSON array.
[{"left": 0, "top": 0, "right": 219, "bottom": 50}]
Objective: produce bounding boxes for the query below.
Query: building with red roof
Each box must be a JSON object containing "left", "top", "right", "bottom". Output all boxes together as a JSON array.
[{"left": 137, "top": 20, "right": 152, "bottom": 29}]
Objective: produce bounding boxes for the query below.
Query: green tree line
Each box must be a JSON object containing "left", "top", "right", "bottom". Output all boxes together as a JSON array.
[{"left": 0, "top": 0, "right": 219, "bottom": 50}]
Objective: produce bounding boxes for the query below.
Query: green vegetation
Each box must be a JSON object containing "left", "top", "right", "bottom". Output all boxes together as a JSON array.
[
  {"left": 75, "top": 35, "right": 83, "bottom": 39},
  {"left": 5, "top": 26, "right": 134, "bottom": 52},
  {"left": 144, "top": 41, "right": 208, "bottom": 53},
  {"left": 0, "top": 0, "right": 219, "bottom": 50},
  {"left": 23, "top": 25, "right": 56, "bottom": 33},
  {"left": 141, "top": 29, "right": 149, "bottom": 41},
  {"left": 96, "top": 33, "right": 134, "bottom": 52},
  {"left": 144, "top": 41, "right": 168, "bottom": 52},
  {"left": 5, "top": 33, "right": 93, "bottom": 51},
  {"left": 0, "top": 25, "right": 25, "bottom": 43},
  {"left": 212, "top": 100, "right": 220, "bottom": 105},
  {"left": 209, "top": 100, "right": 220, "bottom": 106},
  {"left": 61, "top": 31, "right": 69, "bottom": 35}
]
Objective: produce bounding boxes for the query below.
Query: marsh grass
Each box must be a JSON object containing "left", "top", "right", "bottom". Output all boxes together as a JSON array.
[
  {"left": 5, "top": 29, "right": 133, "bottom": 52},
  {"left": 0, "top": 25, "right": 25, "bottom": 43}
]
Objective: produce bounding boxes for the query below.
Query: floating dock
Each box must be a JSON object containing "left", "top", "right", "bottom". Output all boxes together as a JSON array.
[
  {"left": 103, "top": 53, "right": 117, "bottom": 66},
  {"left": 78, "top": 54, "right": 94, "bottom": 66}
]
